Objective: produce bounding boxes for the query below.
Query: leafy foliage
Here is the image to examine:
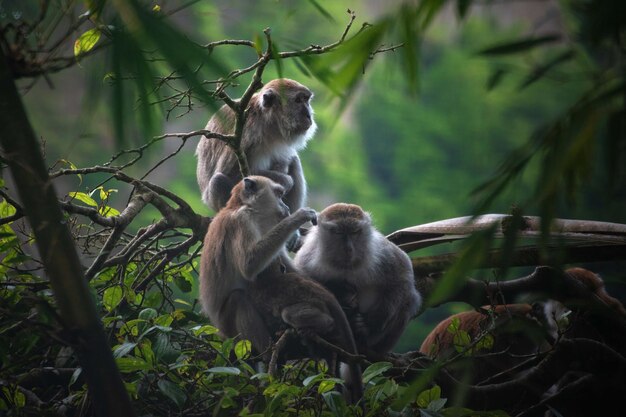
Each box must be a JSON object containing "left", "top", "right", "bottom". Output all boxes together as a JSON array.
[{"left": 1, "top": 0, "right": 625, "bottom": 416}]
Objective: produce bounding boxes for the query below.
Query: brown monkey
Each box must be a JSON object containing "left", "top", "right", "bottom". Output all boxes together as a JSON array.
[
  {"left": 196, "top": 78, "right": 316, "bottom": 213},
  {"left": 419, "top": 304, "right": 554, "bottom": 383},
  {"left": 419, "top": 267, "right": 626, "bottom": 382},
  {"left": 294, "top": 203, "right": 422, "bottom": 355},
  {"left": 198, "top": 176, "right": 363, "bottom": 402}
]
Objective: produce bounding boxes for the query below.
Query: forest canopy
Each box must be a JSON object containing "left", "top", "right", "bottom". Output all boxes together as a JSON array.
[{"left": 0, "top": 0, "right": 625, "bottom": 416}]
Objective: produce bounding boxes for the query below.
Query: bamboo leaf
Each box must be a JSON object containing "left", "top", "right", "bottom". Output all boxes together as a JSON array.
[
  {"left": 518, "top": 49, "right": 575, "bottom": 90},
  {"left": 477, "top": 34, "right": 561, "bottom": 56},
  {"left": 307, "top": 0, "right": 335, "bottom": 22}
]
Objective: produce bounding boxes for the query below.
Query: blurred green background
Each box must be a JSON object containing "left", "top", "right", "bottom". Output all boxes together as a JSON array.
[{"left": 13, "top": 0, "right": 626, "bottom": 352}]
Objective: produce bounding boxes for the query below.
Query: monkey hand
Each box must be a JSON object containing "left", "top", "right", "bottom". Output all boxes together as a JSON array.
[{"left": 295, "top": 207, "right": 317, "bottom": 226}]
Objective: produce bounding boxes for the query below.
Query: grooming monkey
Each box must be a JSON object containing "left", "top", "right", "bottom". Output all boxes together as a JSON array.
[
  {"left": 294, "top": 203, "right": 422, "bottom": 355},
  {"left": 196, "top": 78, "right": 316, "bottom": 213},
  {"left": 198, "top": 177, "right": 363, "bottom": 402}
]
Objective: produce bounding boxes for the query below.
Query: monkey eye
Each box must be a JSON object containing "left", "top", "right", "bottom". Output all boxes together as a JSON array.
[
  {"left": 273, "top": 188, "right": 285, "bottom": 198},
  {"left": 295, "top": 92, "right": 311, "bottom": 104}
]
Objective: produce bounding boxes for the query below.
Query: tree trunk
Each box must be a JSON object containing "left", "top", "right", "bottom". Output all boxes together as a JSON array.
[{"left": 0, "top": 49, "right": 135, "bottom": 417}]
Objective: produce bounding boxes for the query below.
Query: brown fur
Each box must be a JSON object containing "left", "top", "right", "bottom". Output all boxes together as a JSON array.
[
  {"left": 565, "top": 267, "right": 626, "bottom": 316},
  {"left": 199, "top": 177, "right": 363, "bottom": 403}
]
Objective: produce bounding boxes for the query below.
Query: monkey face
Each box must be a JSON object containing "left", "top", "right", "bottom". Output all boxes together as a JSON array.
[
  {"left": 259, "top": 79, "right": 317, "bottom": 141},
  {"left": 318, "top": 221, "right": 370, "bottom": 269},
  {"left": 241, "top": 176, "right": 290, "bottom": 222}
]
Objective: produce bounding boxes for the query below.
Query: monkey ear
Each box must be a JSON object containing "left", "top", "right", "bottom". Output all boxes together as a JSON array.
[
  {"left": 243, "top": 177, "right": 257, "bottom": 193},
  {"left": 262, "top": 90, "right": 276, "bottom": 108}
]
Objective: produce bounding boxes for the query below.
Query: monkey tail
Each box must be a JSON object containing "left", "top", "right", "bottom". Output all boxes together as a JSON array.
[{"left": 326, "top": 297, "right": 365, "bottom": 407}]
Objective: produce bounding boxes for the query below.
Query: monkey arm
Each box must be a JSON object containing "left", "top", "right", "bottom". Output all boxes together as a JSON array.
[
  {"left": 208, "top": 173, "right": 236, "bottom": 211},
  {"left": 255, "top": 169, "right": 295, "bottom": 193},
  {"left": 241, "top": 208, "right": 317, "bottom": 280},
  {"left": 284, "top": 156, "right": 306, "bottom": 212}
]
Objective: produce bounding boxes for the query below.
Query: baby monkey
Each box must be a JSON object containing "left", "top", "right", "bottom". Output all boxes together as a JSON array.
[{"left": 294, "top": 203, "right": 422, "bottom": 355}]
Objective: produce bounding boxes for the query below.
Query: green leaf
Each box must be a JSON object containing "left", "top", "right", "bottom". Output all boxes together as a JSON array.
[
  {"left": 486, "top": 68, "right": 507, "bottom": 91},
  {"left": 426, "top": 227, "right": 496, "bottom": 307},
  {"left": 453, "top": 330, "right": 472, "bottom": 353},
  {"left": 113, "top": 342, "right": 138, "bottom": 358},
  {"left": 68, "top": 192, "right": 98, "bottom": 207},
  {"left": 318, "top": 379, "right": 337, "bottom": 394},
  {"left": 306, "top": 0, "right": 335, "bottom": 22},
  {"left": 518, "top": 49, "right": 575, "bottom": 90},
  {"left": 158, "top": 379, "right": 187, "bottom": 408},
  {"left": 234, "top": 339, "right": 251, "bottom": 360},
  {"left": 207, "top": 366, "right": 241, "bottom": 375},
  {"left": 115, "top": 357, "right": 151, "bottom": 372},
  {"left": 474, "top": 334, "right": 495, "bottom": 352},
  {"left": 447, "top": 317, "right": 461, "bottom": 334},
  {"left": 0, "top": 200, "right": 16, "bottom": 218},
  {"left": 477, "top": 34, "right": 561, "bottom": 56},
  {"left": 99, "top": 205, "right": 121, "bottom": 217},
  {"left": 302, "top": 373, "right": 324, "bottom": 388},
  {"left": 193, "top": 324, "right": 219, "bottom": 336},
  {"left": 362, "top": 361, "right": 392, "bottom": 384},
  {"left": 417, "top": 385, "right": 441, "bottom": 408},
  {"left": 322, "top": 391, "right": 347, "bottom": 417},
  {"left": 173, "top": 274, "right": 192, "bottom": 293},
  {"left": 138, "top": 307, "right": 158, "bottom": 321},
  {"left": 74, "top": 28, "right": 101, "bottom": 57},
  {"left": 103, "top": 286, "right": 123, "bottom": 311}
]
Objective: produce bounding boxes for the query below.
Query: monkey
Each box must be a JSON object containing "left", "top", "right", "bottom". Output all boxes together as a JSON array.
[
  {"left": 198, "top": 176, "right": 363, "bottom": 403},
  {"left": 196, "top": 78, "right": 316, "bottom": 213},
  {"left": 419, "top": 267, "right": 626, "bottom": 383},
  {"left": 293, "top": 203, "right": 422, "bottom": 356},
  {"left": 419, "top": 304, "right": 555, "bottom": 383}
]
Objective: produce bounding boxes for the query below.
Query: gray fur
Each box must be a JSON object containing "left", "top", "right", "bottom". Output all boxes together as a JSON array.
[
  {"left": 196, "top": 78, "right": 316, "bottom": 213},
  {"left": 294, "top": 203, "right": 422, "bottom": 354}
]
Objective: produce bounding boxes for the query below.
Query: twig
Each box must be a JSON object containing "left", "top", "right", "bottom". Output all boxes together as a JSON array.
[{"left": 269, "top": 329, "right": 294, "bottom": 376}]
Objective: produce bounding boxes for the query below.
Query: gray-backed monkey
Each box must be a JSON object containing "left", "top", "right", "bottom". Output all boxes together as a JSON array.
[
  {"left": 294, "top": 203, "right": 422, "bottom": 355},
  {"left": 196, "top": 78, "right": 316, "bottom": 213},
  {"left": 198, "top": 177, "right": 363, "bottom": 402}
]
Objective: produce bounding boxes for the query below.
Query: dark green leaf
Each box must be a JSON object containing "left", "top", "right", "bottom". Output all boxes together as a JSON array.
[
  {"left": 477, "top": 34, "right": 561, "bottom": 56},
  {"left": 157, "top": 379, "right": 187, "bottom": 408},
  {"left": 307, "top": 0, "right": 335, "bottom": 22},
  {"left": 518, "top": 50, "right": 575, "bottom": 90},
  {"left": 113, "top": 342, "right": 137, "bottom": 358},
  {"left": 322, "top": 391, "right": 347, "bottom": 417},
  {"left": 362, "top": 361, "right": 392, "bottom": 384},
  {"left": 103, "top": 286, "right": 123, "bottom": 311},
  {"left": 486, "top": 68, "right": 506, "bottom": 91},
  {"left": 417, "top": 385, "right": 441, "bottom": 408},
  {"left": 173, "top": 275, "right": 192, "bottom": 293},
  {"left": 115, "top": 357, "right": 151, "bottom": 372}
]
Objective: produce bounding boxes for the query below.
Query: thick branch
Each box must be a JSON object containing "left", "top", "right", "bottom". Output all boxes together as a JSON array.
[{"left": 0, "top": 46, "right": 135, "bottom": 417}]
